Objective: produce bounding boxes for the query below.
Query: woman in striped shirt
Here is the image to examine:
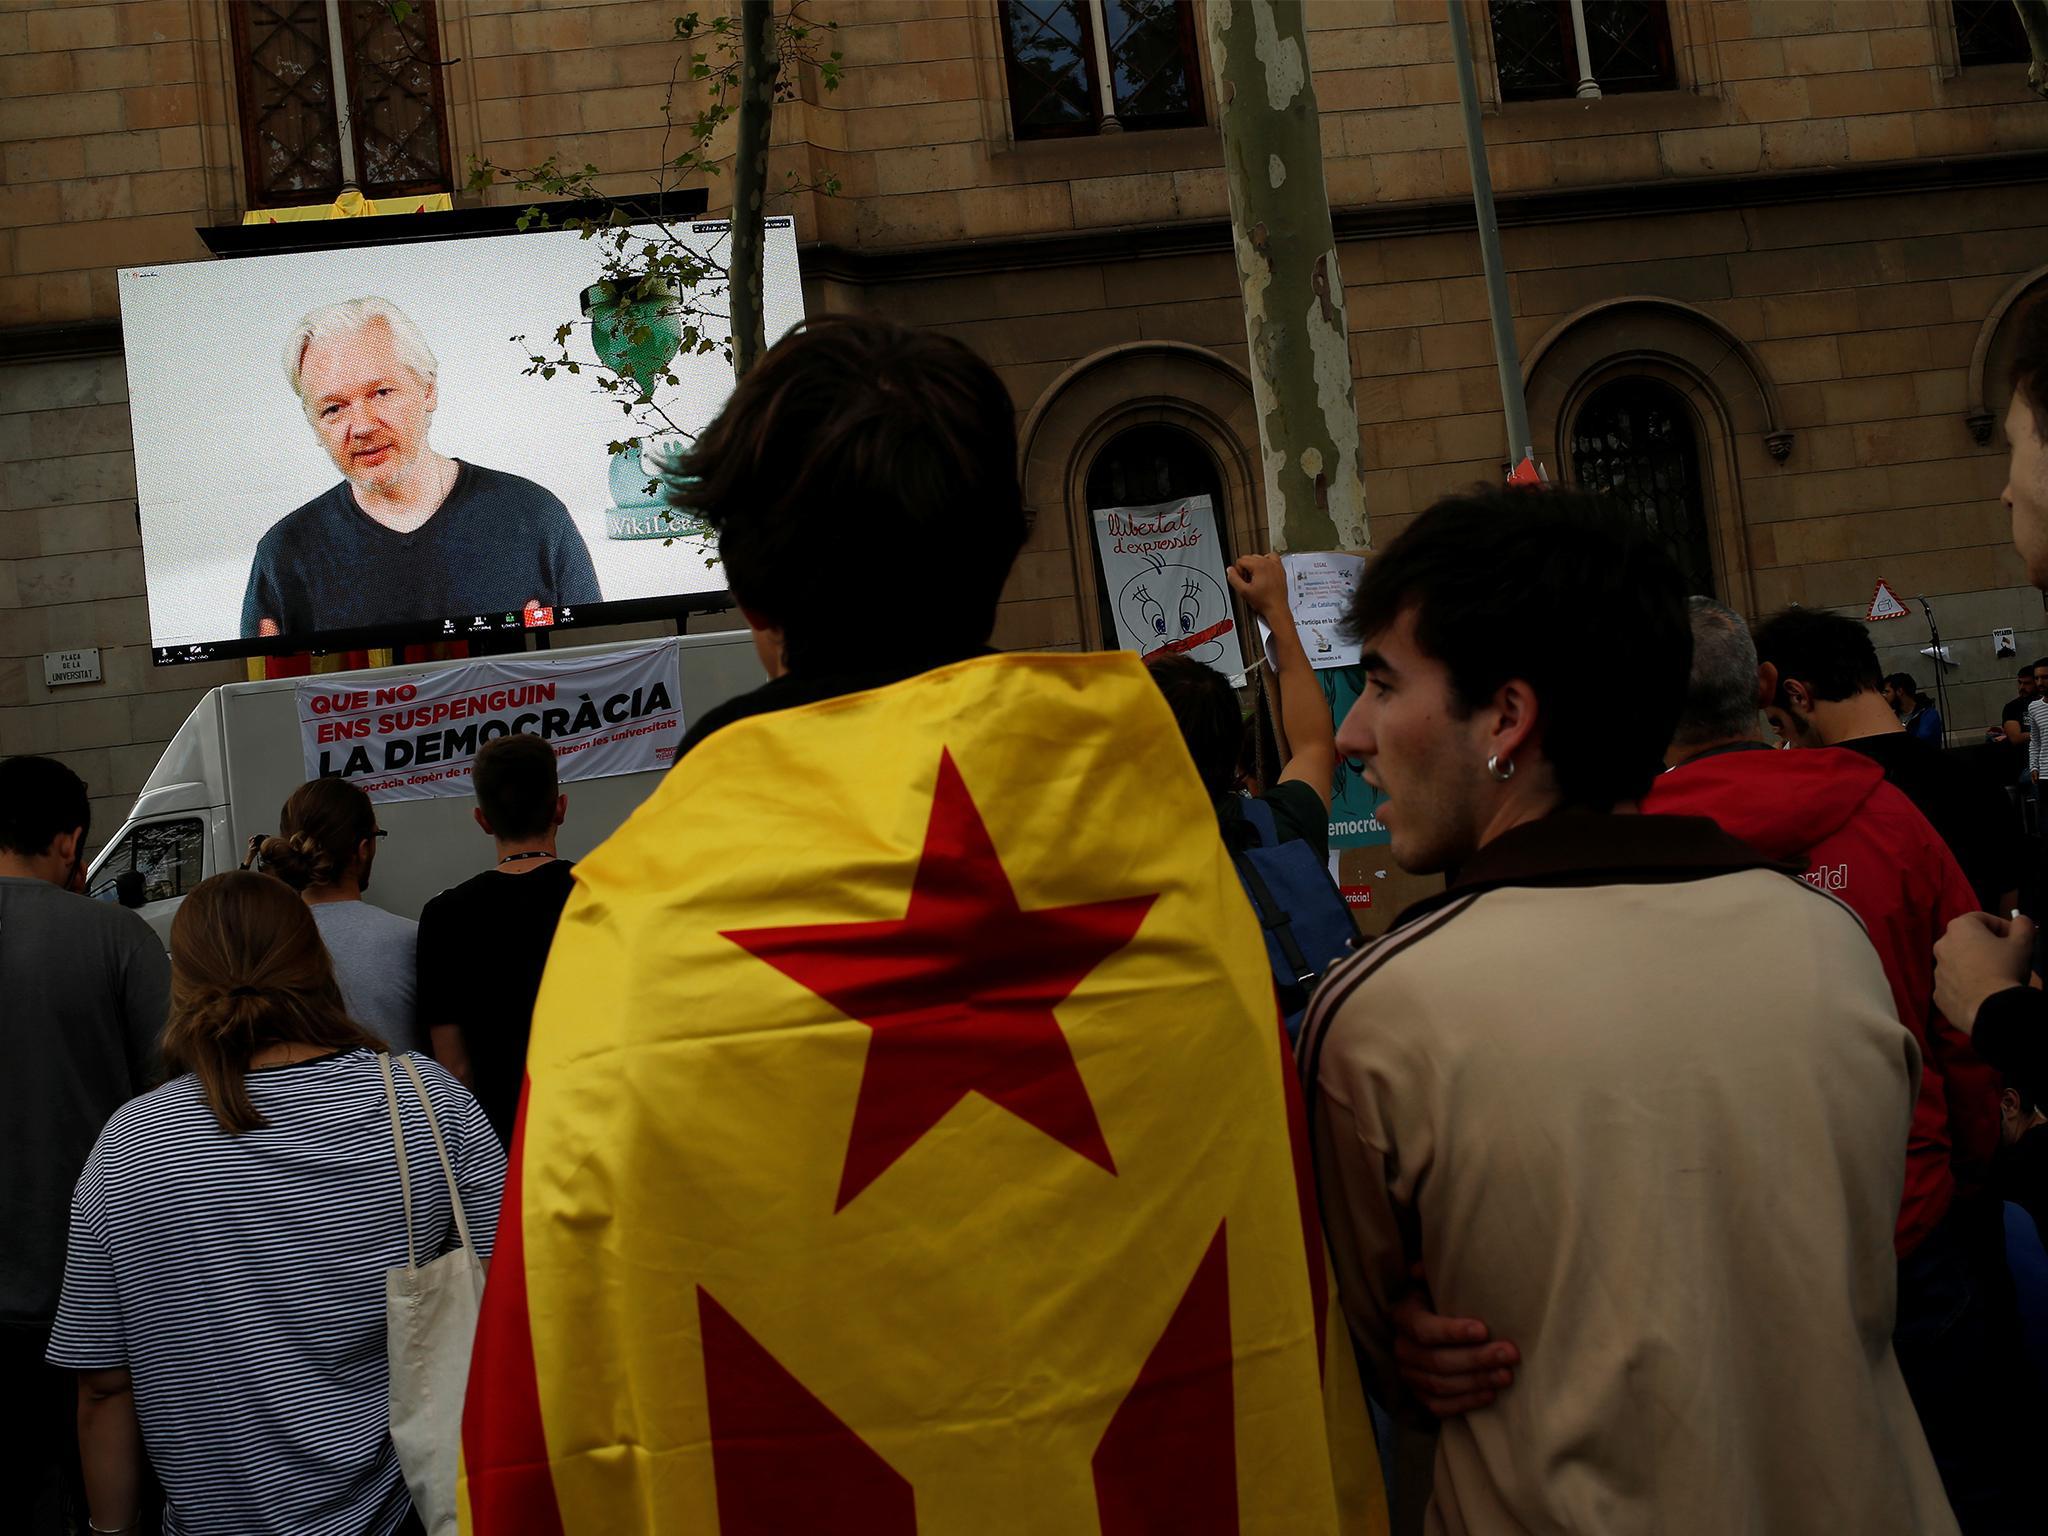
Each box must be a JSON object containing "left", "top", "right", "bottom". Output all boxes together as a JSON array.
[{"left": 46, "top": 871, "right": 503, "bottom": 1536}]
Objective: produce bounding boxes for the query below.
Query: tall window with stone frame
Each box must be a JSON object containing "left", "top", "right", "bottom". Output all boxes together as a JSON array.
[
  {"left": 1488, "top": 0, "right": 1676, "bottom": 102},
  {"left": 229, "top": 0, "right": 453, "bottom": 211},
  {"left": 999, "top": 1, "right": 1205, "bottom": 140},
  {"left": 1571, "top": 378, "right": 1716, "bottom": 597},
  {"left": 1952, "top": 0, "right": 2031, "bottom": 66}
]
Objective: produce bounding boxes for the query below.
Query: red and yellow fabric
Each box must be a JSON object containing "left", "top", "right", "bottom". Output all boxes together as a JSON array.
[{"left": 461, "top": 651, "right": 1387, "bottom": 1535}]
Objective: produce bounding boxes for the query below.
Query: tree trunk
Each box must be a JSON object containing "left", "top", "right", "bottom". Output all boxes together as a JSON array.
[
  {"left": 1206, "top": 0, "right": 1367, "bottom": 554},
  {"left": 730, "top": 0, "right": 780, "bottom": 378}
]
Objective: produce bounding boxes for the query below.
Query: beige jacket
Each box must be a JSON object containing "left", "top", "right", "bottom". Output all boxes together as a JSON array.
[{"left": 1302, "top": 812, "right": 1956, "bottom": 1536}]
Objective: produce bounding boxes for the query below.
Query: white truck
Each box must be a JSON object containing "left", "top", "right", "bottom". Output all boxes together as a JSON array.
[{"left": 84, "top": 632, "right": 765, "bottom": 944}]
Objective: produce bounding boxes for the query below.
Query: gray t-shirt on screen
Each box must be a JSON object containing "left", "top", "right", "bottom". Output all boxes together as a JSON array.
[
  {"left": 1, "top": 875, "right": 169, "bottom": 1336},
  {"left": 310, "top": 900, "right": 420, "bottom": 1054}
]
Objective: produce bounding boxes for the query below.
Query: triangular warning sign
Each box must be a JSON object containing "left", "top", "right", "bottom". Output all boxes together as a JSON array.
[{"left": 1867, "top": 580, "right": 1909, "bottom": 622}]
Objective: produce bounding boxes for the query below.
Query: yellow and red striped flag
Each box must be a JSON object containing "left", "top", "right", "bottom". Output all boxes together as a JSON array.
[{"left": 461, "top": 651, "right": 1386, "bottom": 1535}]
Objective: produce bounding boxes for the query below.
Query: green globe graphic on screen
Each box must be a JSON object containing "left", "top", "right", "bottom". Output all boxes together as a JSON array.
[{"left": 581, "top": 277, "right": 706, "bottom": 541}]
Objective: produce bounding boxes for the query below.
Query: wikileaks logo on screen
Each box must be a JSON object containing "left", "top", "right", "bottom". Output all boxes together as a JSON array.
[{"left": 315, "top": 682, "right": 674, "bottom": 778}]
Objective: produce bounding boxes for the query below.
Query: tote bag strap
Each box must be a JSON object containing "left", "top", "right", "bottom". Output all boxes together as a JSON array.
[
  {"left": 398, "top": 1053, "right": 474, "bottom": 1256},
  {"left": 379, "top": 1052, "right": 420, "bottom": 1271}
]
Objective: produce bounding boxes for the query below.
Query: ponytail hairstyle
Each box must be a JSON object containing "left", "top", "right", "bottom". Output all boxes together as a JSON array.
[
  {"left": 256, "top": 776, "right": 377, "bottom": 891},
  {"left": 162, "top": 871, "right": 382, "bottom": 1133}
]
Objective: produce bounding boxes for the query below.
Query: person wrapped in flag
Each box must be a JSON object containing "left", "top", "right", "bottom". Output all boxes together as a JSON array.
[{"left": 460, "top": 316, "right": 1385, "bottom": 1535}]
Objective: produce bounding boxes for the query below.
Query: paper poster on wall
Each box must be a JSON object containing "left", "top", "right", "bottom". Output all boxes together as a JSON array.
[
  {"left": 1254, "top": 551, "right": 1366, "bottom": 671},
  {"left": 1319, "top": 664, "right": 1392, "bottom": 851},
  {"left": 1091, "top": 494, "right": 1242, "bottom": 678}
]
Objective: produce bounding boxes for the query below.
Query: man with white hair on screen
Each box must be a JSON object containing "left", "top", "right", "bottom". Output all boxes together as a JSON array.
[{"left": 242, "top": 295, "right": 601, "bottom": 640}]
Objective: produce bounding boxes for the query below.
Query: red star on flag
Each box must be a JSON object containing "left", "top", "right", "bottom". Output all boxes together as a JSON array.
[{"left": 724, "top": 750, "right": 1157, "bottom": 1211}]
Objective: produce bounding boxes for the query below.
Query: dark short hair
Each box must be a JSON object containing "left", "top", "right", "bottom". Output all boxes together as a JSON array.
[
  {"left": 664, "top": 315, "right": 1028, "bottom": 672},
  {"left": 1883, "top": 672, "right": 1919, "bottom": 695},
  {"left": 2019, "top": 664, "right": 2034, "bottom": 678},
  {"left": 1344, "top": 484, "right": 1691, "bottom": 809},
  {"left": 0, "top": 755, "right": 91, "bottom": 857},
  {"left": 1146, "top": 653, "right": 1241, "bottom": 798},
  {"left": 474, "top": 732, "right": 558, "bottom": 841},
  {"left": 2033, "top": 656, "right": 2048, "bottom": 672},
  {"left": 2009, "top": 297, "right": 2048, "bottom": 445},
  {"left": 1751, "top": 608, "right": 1883, "bottom": 705}
]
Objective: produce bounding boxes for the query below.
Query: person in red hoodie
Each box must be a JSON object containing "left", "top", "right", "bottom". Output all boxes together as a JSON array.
[{"left": 1644, "top": 597, "right": 2029, "bottom": 1536}]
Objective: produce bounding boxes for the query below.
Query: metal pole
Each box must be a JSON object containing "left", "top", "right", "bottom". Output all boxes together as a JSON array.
[
  {"left": 323, "top": 0, "right": 358, "bottom": 188},
  {"left": 1566, "top": 0, "right": 1602, "bottom": 99},
  {"left": 1445, "top": 0, "right": 1533, "bottom": 465},
  {"left": 1918, "top": 597, "right": 1953, "bottom": 750},
  {"left": 1086, "top": 0, "right": 1123, "bottom": 132}
]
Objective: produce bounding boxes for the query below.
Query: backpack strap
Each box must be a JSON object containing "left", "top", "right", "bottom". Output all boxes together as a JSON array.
[{"left": 1229, "top": 843, "right": 1321, "bottom": 990}]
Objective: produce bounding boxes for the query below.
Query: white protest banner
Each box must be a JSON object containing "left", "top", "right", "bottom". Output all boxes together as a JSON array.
[
  {"left": 298, "top": 640, "right": 683, "bottom": 803},
  {"left": 1090, "top": 493, "right": 1242, "bottom": 678}
]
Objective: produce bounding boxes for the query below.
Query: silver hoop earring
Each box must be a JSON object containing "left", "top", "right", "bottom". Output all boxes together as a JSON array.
[{"left": 1487, "top": 753, "right": 1516, "bottom": 783}]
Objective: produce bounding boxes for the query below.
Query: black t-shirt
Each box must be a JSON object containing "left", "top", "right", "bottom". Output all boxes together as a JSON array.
[
  {"left": 1219, "top": 779, "right": 1330, "bottom": 862},
  {"left": 1978, "top": 987, "right": 2048, "bottom": 1108},
  {"left": 1839, "top": 731, "right": 2015, "bottom": 909},
  {"left": 415, "top": 859, "right": 577, "bottom": 1144},
  {"left": 1993, "top": 1126, "right": 2048, "bottom": 1266},
  {"left": 241, "top": 460, "right": 602, "bottom": 638},
  {"left": 2005, "top": 695, "right": 2032, "bottom": 728}
]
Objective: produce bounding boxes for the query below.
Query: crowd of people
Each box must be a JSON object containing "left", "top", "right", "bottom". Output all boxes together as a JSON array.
[
  {"left": 6, "top": 301, "right": 2048, "bottom": 1535},
  {"left": 1, "top": 730, "right": 566, "bottom": 1536}
]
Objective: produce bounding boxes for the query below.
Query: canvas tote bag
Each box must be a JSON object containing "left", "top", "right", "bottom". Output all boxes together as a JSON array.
[{"left": 380, "top": 1052, "right": 487, "bottom": 1536}]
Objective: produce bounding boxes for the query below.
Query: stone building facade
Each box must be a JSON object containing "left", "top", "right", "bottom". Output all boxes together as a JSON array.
[{"left": 4, "top": 0, "right": 2048, "bottom": 848}]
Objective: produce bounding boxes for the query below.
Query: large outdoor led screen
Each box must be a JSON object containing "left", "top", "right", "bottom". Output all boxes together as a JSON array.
[{"left": 121, "top": 217, "right": 804, "bottom": 664}]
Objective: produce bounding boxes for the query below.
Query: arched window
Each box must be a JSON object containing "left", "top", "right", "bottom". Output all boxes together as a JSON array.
[
  {"left": 1084, "top": 421, "right": 1226, "bottom": 644},
  {"left": 1571, "top": 378, "right": 1716, "bottom": 596}
]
